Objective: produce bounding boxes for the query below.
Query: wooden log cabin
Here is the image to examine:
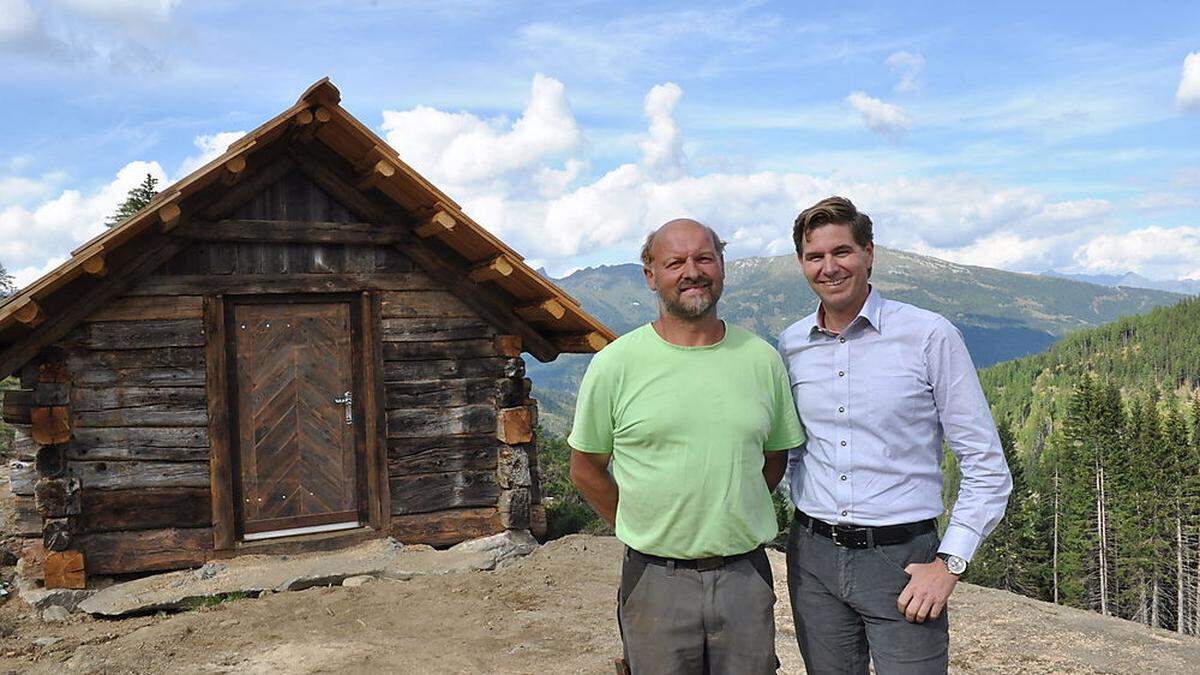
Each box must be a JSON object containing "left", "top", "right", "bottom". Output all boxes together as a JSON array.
[{"left": 0, "top": 78, "right": 615, "bottom": 588}]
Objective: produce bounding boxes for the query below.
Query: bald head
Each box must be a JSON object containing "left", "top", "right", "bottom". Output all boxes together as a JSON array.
[{"left": 640, "top": 219, "right": 727, "bottom": 267}]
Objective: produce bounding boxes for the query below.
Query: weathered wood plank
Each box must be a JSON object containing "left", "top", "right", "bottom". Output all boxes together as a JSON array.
[
  {"left": 72, "top": 319, "right": 205, "bottom": 350},
  {"left": 85, "top": 296, "right": 203, "bottom": 322},
  {"left": 384, "top": 378, "right": 495, "bottom": 409},
  {"left": 70, "top": 460, "right": 210, "bottom": 491},
  {"left": 0, "top": 237, "right": 188, "bottom": 379},
  {"left": 382, "top": 339, "right": 497, "bottom": 361},
  {"left": 389, "top": 470, "right": 499, "bottom": 515},
  {"left": 380, "top": 317, "right": 496, "bottom": 343},
  {"left": 204, "top": 295, "right": 235, "bottom": 550},
  {"left": 382, "top": 357, "right": 505, "bottom": 382},
  {"left": 386, "top": 404, "right": 496, "bottom": 438},
  {"left": 69, "top": 427, "right": 208, "bottom": 461},
  {"left": 125, "top": 273, "right": 440, "bottom": 296},
  {"left": 387, "top": 444, "right": 497, "bottom": 476},
  {"left": 67, "top": 346, "right": 204, "bottom": 370},
  {"left": 70, "top": 366, "right": 205, "bottom": 387},
  {"left": 2, "top": 388, "right": 32, "bottom": 424},
  {"left": 79, "top": 488, "right": 212, "bottom": 533},
  {"left": 71, "top": 386, "right": 207, "bottom": 428},
  {"left": 362, "top": 291, "right": 389, "bottom": 530},
  {"left": 76, "top": 527, "right": 212, "bottom": 574},
  {"left": 387, "top": 434, "right": 499, "bottom": 458},
  {"left": 379, "top": 291, "right": 475, "bottom": 319},
  {"left": 178, "top": 219, "right": 402, "bottom": 245},
  {"left": 389, "top": 507, "right": 503, "bottom": 547}
]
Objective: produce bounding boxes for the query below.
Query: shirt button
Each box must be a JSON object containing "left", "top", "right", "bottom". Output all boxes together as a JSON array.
[
  {"left": 841, "top": 510, "right": 848, "bottom": 516},
  {"left": 840, "top": 474, "right": 848, "bottom": 481},
  {"left": 838, "top": 406, "right": 845, "bottom": 413},
  {"left": 840, "top": 440, "right": 847, "bottom": 446},
  {"left": 838, "top": 370, "right": 845, "bottom": 377},
  {"left": 839, "top": 336, "right": 845, "bottom": 343}
]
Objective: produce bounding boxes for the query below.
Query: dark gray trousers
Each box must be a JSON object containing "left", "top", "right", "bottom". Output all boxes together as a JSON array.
[
  {"left": 618, "top": 547, "right": 778, "bottom": 674},
  {"left": 786, "top": 519, "right": 949, "bottom": 674}
]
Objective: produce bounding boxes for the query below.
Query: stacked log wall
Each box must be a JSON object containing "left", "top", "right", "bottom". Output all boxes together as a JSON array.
[{"left": 3, "top": 168, "right": 549, "bottom": 574}]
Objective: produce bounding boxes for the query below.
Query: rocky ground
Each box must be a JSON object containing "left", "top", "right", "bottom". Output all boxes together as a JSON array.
[{"left": 0, "top": 534, "right": 1198, "bottom": 673}]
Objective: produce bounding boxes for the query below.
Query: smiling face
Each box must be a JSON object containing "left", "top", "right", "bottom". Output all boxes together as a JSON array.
[
  {"left": 799, "top": 222, "right": 874, "bottom": 319},
  {"left": 643, "top": 219, "right": 725, "bottom": 320}
]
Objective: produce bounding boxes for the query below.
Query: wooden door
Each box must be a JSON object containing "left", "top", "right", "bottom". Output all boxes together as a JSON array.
[{"left": 232, "top": 301, "right": 359, "bottom": 538}]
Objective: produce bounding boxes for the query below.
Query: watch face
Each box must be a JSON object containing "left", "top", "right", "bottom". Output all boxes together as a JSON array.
[{"left": 946, "top": 555, "right": 967, "bottom": 575}]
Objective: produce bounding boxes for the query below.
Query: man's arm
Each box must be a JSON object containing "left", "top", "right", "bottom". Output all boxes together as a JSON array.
[
  {"left": 898, "top": 317, "right": 1013, "bottom": 623},
  {"left": 763, "top": 450, "right": 788, "bottom": 492},
  {"left": 570, "top": 449, "right": 618, "bottom": 527}
]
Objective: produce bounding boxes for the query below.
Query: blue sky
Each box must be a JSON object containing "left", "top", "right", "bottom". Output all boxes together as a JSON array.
[{"left": 2, "top": 1, "right": 1198, "bottom": 287}]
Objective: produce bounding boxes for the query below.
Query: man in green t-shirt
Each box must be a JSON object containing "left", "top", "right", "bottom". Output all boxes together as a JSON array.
[{"left": 569, "top": 218, "right": 807, "bottom": 674}]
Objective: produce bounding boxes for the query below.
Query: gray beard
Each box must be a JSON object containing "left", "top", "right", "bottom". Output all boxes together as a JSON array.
[{"left": 659, "top": 288, "right": 719, "bottom": 320}]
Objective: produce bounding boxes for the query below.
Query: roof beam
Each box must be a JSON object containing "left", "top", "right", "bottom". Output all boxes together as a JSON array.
[
  {"left": 0, "top": 237, "right": 188, "bottom": 379},
  {"left": 157, "top": 192, "right": 182, "bottom": 232},
  {"left": 553, "top": 331, "right": 610, "bottom": 353},
  {"left": 284, "top": 144, "right": 560, "bottom": 362},
  {"left": 514, "top": 299, "right": 566, "bottom": 323},
  {"left": 414, "top": 208, "right": 456, "bottom": 239},
  {"left": 468, "top": 255, "right": 515, "bottom": 283},
  {"left": 12, "top": 298, "right": 45, "bottom": 328},
  {"left": 81, "top": 254, "right": 107, "bottom": 278}
]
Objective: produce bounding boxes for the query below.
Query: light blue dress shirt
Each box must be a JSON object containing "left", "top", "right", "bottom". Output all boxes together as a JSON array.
[{"left": 778, "top": 287, "right": 1012, "bottom": 561}]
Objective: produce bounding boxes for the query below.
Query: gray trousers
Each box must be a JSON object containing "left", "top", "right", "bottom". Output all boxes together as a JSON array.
[
  {"left": 618, "top": 547, "right": 778, "bottom": 674},
  {"left": 786, "top": 518, "right": 949, "bottom": 674}
]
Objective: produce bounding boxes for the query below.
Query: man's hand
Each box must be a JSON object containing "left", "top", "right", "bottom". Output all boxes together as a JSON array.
[{"left": 896, "top": 557, "right": 958, "bottom": 623}]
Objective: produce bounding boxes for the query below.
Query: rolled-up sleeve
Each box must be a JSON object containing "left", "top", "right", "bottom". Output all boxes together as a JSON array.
[{"left": 924, "top": 318, "right": 1013, "bottom": 561}]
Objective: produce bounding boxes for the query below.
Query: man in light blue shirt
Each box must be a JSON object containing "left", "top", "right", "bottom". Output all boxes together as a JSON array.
[{"left": 778, "top": 196, "right": 1012, "bottom": 674}]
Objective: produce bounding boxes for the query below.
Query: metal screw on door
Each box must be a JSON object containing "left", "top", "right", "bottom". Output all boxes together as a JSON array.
[{"left": 334, "top": 391, "right": 353, "bottom": 425}]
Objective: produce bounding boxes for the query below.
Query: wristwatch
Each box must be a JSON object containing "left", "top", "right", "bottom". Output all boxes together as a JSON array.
[{"left": 937, "top": 553, "right": 967, "bottom": 575}]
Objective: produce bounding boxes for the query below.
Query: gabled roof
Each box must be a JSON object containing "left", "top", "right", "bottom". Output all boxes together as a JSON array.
[{"left": 0, "top": 78, "right": 615, "bottom": 373}]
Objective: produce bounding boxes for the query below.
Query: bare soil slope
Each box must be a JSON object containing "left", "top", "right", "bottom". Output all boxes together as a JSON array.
[{"left": 1, "top": 535, "right": 1199, "bottom": 673}]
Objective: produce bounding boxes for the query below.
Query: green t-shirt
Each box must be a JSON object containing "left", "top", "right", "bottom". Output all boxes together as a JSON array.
[{"left": 568, "top": 323, "right": 807, "bottom": 558}]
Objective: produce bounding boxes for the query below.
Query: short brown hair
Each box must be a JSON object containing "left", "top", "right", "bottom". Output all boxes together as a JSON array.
[{"left": 793, "top": 196, "right": 873, "bottom": 254}]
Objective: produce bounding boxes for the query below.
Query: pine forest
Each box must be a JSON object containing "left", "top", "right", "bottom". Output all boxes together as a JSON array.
[{"left": 961, "top": 296, "right": 1200, "bottom": 633}]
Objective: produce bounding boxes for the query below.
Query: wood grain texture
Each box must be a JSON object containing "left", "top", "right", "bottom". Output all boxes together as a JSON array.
[
  {"left": 204, "top": 295, "right": 235, "bottom": 550},
  {"left": 233, "top": 301, "right": 358, "bottom": 534},
  {"left": 389, "top": 507, "right": 503, "bottom": 547},
  {"left": 389, "top": 470, "right": 499, "bottom": 515},
  {"left": 71, "top": 460, "right": 210, "bottom": 491},
  {"left": 79, "top": 488, "right": 212, "bottom": 533},
  {"left": 76, "top": 527, "right": 212, "bottom": 574}
]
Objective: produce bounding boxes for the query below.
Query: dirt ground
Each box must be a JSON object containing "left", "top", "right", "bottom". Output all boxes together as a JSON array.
[{"left": 0, "top": 534, "right": 1197, "bottom": 674}]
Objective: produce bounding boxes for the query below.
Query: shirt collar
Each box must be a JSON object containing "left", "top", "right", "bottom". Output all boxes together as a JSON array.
[{"left": 806, "top": 286, "right": 884, "bottom": 338}]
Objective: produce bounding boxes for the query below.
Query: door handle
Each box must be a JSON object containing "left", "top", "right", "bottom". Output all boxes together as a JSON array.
[{"left": 333, "top": 391, "right": 353, "bottom": 425}]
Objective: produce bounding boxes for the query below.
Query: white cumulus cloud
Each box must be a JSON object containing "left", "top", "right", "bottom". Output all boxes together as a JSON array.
[
  {"left": 846, "top": 91, "right": 913, "bottom": 139},
  {"left": 0, "top": 160, "right": 166, "bottom": 292},
  {"left": 886, "top": 51, "right": 925, "bottom": 93},
  {"left": 1074, "top": 225, "right": 1200, "bottom": 279},
  {"left": 640, "top": 82, "right": 685, "bottom": 179},
  {"left": 1177, "top": 52, "right": 1200, "bottom": 112},
  {"left": 176, "top": 131, "right": 247, "bottom": 177},
  {"left": 381, "top": 74, "right": 581, "bottom": 189}
]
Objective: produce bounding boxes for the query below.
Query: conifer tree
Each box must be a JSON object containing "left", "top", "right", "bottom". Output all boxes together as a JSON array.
[{"left": 105, "top": 174, "right": 159, "bottom": 227}]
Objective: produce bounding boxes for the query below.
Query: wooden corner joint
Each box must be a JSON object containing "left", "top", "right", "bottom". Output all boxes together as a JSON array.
[
  {"left": 43, "top": 550, "right": 86, "bottom": 590},
  {"left": 81, "top": 253, "right": 107, "bottom": 277},
  {"left": 497, "top": 406, "right": 534, "bottom": 445},
  {"left": 221, "top": 154, "right": 248, "bottom": 186},
  {"left": 494, "top": 335, "right": 523, "bottom": 357}
]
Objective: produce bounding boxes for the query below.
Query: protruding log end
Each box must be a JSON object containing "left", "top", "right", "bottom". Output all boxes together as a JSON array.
[
  {"left": 43, "top": 550, "right": 86, "bottom": 590},
  {"left": 494, "top": 335, "right": 523, "bottom": 357},
  {"left": 514, "top": 299, "right": 566, "bottom": 323},
  {"left": 553, "top": 331, "right": 610, "bottom": 353},
  {"left": 468, "top": 255, "right": 516, "bottom": 283},
  {"left": 158, "top": 196, "right": 182, "bottom": 232},
  {"left": 415, "top": 209, "right": 456, "bottom": 238},
  {"left": 81, "top": 254, "right": 107, "bottom": 277},
  {"left": 12, "top": 298, "right": 44, "bottom": 327}
]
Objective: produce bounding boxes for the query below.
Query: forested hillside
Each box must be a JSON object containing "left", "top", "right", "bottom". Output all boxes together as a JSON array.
[{"left": 964, "top": 296, "right": 1200, "bottom": 633}]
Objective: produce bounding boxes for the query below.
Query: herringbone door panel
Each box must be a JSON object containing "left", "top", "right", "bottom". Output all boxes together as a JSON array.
[{"left": 233, "top": 302, "right": 358, "bottom": 535}]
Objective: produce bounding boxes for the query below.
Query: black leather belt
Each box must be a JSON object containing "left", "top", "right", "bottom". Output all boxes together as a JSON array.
[
  {"left": 627, "top": 546, "right": 762, "bottom": 572},
  {"left": 795, "top": 510, "right": 936, "bottom": 549}
]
